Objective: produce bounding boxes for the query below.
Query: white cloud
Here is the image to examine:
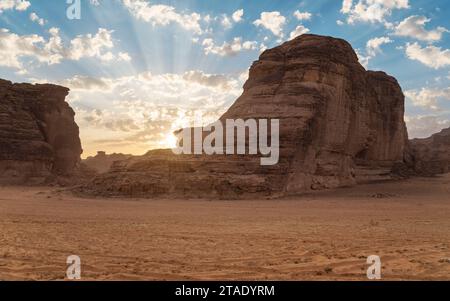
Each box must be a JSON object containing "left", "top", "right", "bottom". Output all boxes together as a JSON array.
[
  {"left": 341, "top": 0, "right": 410, "bottom": 27},
  {"left": 289, "top": 25, "right": 310, "bottom": 40},
  {"left": 405, "top": 87, "right": 450, "bottom": 110},
  {"left": 253, "top": 11, "right": 286, "bottom": 38},
  {"left": 118, "top": 52, "right": 132, "bottom": 62},
  {"left": 293, "top": 10, "right": 312, "bottom": 21},
  {"left": 221, "top": 15, "right": 232, "bottom": 29},
  {"left": 0, "top": 27, "right": 131, "bottom": 72},
  {"left": 341, "top": 0, "right": 353, "bottom": 14},
  {"left": 0, "top": 0, "right": 30, "bottom": 13},
  {"left": 29, "top": 12, "right": 46, "bottom": 26},
  {"left": 47, "top": 70, "right": 247, "bottom": 155},
  {"left": 202, "top": 37, "right": 257, "bottom": 56},
  {"left": 355, "top": 36, "right": 392, "bottom": 68},
  {"left": 405, "top": 42, "right": 450, "bottom": 69},
  {"left": 0, "top": 28, "right": 61, "bottom": 71},
  {"left": 232, "top": 9, "right": 244, "bottom": 23},
  {"left": 366, "top": 36, "right": 392, "bottom": 57},
  {"left": 219, "top": 9, "right": 244, "bottom": 30},
  {"left": 182, "top": 70, "right": 237, "bottom": 90},
  {"left": 121, "top": 0, "right": 203, "bottom": 34},
  {"left": 68, "top": 28, "right": 115, "bottom": 61},
  {"left": 355, "top": 49, "right": 370, "bottom": 68},
  {"left": 60, "top": 75, "right": 111, "bottom": 91},
  {"left": 394, "top": 15, "right": 448, "bottom": 42}
]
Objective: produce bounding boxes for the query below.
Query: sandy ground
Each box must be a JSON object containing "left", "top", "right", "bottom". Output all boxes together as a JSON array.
[{"left": 0, "top": 175, "right": 449, "bottom": 281}]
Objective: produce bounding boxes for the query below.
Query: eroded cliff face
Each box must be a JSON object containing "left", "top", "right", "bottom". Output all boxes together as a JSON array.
[
  {"left": 222, "top": 35, "right": 408, "bottom": 191},
  {"left": 408, "top": 128, "right": 450, "bottom": 175},
  {"left": 81, "top": 34, "right": 409, "bottom": 198},
  {"left": 0, "top": 79, "right": 82, "bottom": 184}
]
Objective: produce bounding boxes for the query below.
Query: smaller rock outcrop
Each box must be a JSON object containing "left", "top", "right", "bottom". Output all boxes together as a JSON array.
[
  {"left": 409, "top": 127, "right": 450, "bottom": 175},
  {"left": 83, "top": 151, "right": 133, "bottom": 174}
]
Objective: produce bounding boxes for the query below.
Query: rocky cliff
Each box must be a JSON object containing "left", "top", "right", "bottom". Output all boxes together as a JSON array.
[
  {"left": 408, "top": 127, "right": 450, "bottom": 175},
  {"left": 81, "top": 34, "right": 409, "bottom": 198},
  {"left": 0, "top": 79, "right": 82, "bottom": 184}
]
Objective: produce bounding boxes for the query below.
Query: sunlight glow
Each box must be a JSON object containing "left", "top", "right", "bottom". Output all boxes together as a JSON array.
[{"left": 160, "top": 132, "right": 178, "bottom": 149}]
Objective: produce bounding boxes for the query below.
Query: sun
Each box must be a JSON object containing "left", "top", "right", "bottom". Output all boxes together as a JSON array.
[{"left": 161, "top": 133, "right": 178, "bottom": 149}]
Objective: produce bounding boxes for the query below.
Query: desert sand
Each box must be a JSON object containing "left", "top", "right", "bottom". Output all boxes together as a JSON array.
[{"left": 0, "top": 174, "right": 449, "bottom": 281}]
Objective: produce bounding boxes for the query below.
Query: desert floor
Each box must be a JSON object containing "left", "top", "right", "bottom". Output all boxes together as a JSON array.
[{"left": 0, "top": 175, "right": 449, "bottom": 280}]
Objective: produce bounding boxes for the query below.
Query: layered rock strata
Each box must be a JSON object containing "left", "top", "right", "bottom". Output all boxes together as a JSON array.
[{"left": 0, "top": 79, "right": 82, "bottom": 184}]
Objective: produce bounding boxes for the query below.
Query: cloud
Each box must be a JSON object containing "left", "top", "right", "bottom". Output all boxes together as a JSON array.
[
  {"left": 366, "top": 36, "right": 392, "bottom": 56},
  {"left": 405, "top": 42, "right": 450, "bottom": 69},
  {"left": 29, "top": 12, "right": 46, "bottom": 26},
  {"left": 121, "top": 0, "right": 203, "bottom": 34},
  {"left": 355, "top": 36, "right": 392, "bottom": 68},
  {"left": 60, "top": 75, "right": 111, "bottom": 91},
  {"left": 355, "top": 49, "right": 370, "bottom": 68},
  {"left": 219, "top": 9, "right": 244, "bottom": 30},
  {"left": 405, "top": 87, "right": 450, "bottom": 110},
  {"left": 232, "top": 9, "right": 244, "bottom": 23},
  {"left": 253, "top": 11, "right": 286, "bottom": 37},
  {"left": 293, "top": 10, "right": 312, "bottom": 21},
  {"left": 394, "top": 15, "right": 448, "bottom": 42},
  {"left": 0, "top": 0, "right": 30, "bottom": 13},
  {"left": 67, "top": 28, "right": 116, "bottom": 61},
  {"left": 0, "top": 28, "right": 62, "bottom": 71},
  {"left": 52, "top": 70, "right": 247, "bottom": 155},
  {"left": 340, "top": 0, "right": 410, "bottom": 27},
  {"left": 221, "top": 15, "right": 233, "bottom": 29},
  {"left": 289, "top": 25, "right": 310, "bottom": 40},
  {"left": 341, "top": 0, "right": 353, "bottom": 14},
  {"left": 405, "top": 115, "right": 450, "bottom": 139},
  {"left": 182, "top": 70, "right": 235, "bottom": 90},
  {"left": 117, "top": 51, "right": 132, "bottom": 62},
  {"left": 0, "top": 27, "right": 131, "bottom": 72},
  {"left": 202, "top": 37, "right": 257, "bottom": 56}
]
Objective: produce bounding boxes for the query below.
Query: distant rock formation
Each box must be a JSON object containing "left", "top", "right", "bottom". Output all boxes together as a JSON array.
[
  {"left": 408, "top": 127, "right": 450, "bottom": 175},
  {"left": 81, "top": 34, "right": 409, "bottom": 198},
  {"left": 83, "top": 151, "right": 133, "bottom": 174},
  {"left": 0, "top": 79, "right": 82, "bottom": 184}
]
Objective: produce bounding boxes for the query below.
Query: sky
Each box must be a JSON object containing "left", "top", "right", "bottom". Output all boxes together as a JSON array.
[{"left": 0, "top": 0, "right": 449, "bottom": 157}]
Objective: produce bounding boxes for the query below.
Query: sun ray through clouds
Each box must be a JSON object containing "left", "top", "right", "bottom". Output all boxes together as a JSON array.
[{"left": 0, "top": 0, "right": 449, "bottom": 155}]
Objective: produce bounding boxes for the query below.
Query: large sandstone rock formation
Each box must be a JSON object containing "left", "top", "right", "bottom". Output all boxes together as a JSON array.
[
  {"left": 408, "top": 127, "right": 450, "bottom": 175},
  {"left": 82, "top": 34, "right": 409, "bottom": 198},
  {"left": 0, "top": 79, "right": 82, "bottom": 184}
]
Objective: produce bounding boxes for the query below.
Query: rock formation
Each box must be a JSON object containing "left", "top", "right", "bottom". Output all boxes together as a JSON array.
[
  {"left": 81, "top": 34, "right": 409, "bottom": 198},
  {"left": 0, "top": 79, "right": 82, "bottom": 184},
  {"left": 408, "top": 127, "right": 450, "bottom": 175},
  {"left": 83, "top": 151, "right": 133, "bottom": 174}
]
